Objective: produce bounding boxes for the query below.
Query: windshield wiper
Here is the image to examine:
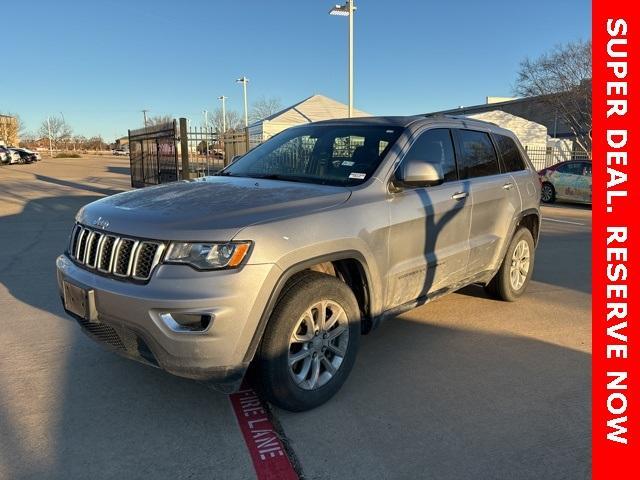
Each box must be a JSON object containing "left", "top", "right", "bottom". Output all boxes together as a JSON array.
[{"left": 248, "top": 174, "right": 306, "bottom": 183}]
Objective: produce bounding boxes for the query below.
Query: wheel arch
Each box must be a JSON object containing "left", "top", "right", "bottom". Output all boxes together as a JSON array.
[{"left": 242, "top": 251, "right": 375, "bottom": 364}]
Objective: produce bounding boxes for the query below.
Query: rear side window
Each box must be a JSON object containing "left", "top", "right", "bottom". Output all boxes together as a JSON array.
[
  {"left": 556, "top": 162, "right": 583, "bottom": 175},
  {"left": 403, "top": 128, "right": 457, "bottom": 182},
  {"left": 456, "top": 130, "right": 500, "bottom": 179},
  {"left": 494, "top": 134, "right": 526, "bottom": 172}
]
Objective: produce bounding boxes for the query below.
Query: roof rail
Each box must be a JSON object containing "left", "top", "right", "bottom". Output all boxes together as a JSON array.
[{"left": 423, "top": 113, "right": 499, "bottom": 127}]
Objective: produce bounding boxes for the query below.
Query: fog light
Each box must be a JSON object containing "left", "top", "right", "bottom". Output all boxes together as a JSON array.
[{"left": 160, "top": 312, "right": 213, "bottom": 332}]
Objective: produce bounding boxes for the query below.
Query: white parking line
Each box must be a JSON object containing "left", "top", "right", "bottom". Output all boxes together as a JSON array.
[{"left": 542, "top": 217, "right": 586, "bottom": 226}]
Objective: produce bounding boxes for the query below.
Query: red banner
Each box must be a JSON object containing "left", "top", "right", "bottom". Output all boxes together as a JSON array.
[{"left": 593, "top": 0, "right": 638, "bottom": 476}]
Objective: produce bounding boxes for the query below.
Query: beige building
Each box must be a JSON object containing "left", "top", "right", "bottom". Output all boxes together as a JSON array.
[
  {"left": 0, "top": 114, "right": 19, "bottom": 146},
  {"left": 248, "top": 94, "right": 370, "bottom": 142}
]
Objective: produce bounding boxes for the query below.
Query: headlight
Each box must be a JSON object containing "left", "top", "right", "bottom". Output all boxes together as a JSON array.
[{"left": 164, "top": 241, "right": 251, "bottom": 270}]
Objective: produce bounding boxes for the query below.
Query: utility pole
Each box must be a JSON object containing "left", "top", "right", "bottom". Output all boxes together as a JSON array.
[
  {"left": 329, "top": 0, "right": 356, "bottom": 117},
  {"left": 236, "top": 77, "right": 249, "bottom": 127},
  {"left": 202, "top": 110, "right": 209, "bottom": 129},
  {"left": 46, "top": 116, "right": 53, "bottom": 157},
  {"left": 141, "top": 109, "right": 149, "bottom": 127},
  {"left": 218, "top": 96, "right": 228, "bottom": 133}
]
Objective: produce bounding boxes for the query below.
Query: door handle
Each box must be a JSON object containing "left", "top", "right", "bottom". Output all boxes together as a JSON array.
[
  {"left": 502, "top": 183, "right": 514, "bottom": 190},
  {"left": 451, "top": 192, "right": 468, "bottom": 200}
]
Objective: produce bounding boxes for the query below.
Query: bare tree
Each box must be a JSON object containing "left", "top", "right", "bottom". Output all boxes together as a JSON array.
[
  {"left": 249, "top": 96, "right": 283, "bottom": 124},
  {"left": 515, "top": 40, "right": 592, "bottom": 154},
  {"left": 208, "top": 108, "right": 244, "bottom": 133},
  {"left": 38, "top": 115, "right": 73, "bottom": 150},
  {"left": 0, "top": 112, "right": 24, "bottom": 146},
  {"left": 146, "top": 115, "right": 173, "bottom": 126}
]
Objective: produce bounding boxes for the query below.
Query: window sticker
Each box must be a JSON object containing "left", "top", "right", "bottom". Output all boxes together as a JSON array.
[
  {"left": 341, "top": 160, "right": 355, "bottom": 166},
  {"left": 349, "top": 172, "right": 366, "bottom": 180}
]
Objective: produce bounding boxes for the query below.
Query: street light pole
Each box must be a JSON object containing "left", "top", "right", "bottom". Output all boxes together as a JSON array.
[
  {"left": 46, "top": 116, "right": 53, "bottom": 157},
  {"left": 330, "top": 1, "right": 356, "bottom": 118},
  {"left": 218, "top": 95, "right": 228, "bottom": 133},
  {"left": 236, "top": 77, "right": 249, "bottom": 127}
]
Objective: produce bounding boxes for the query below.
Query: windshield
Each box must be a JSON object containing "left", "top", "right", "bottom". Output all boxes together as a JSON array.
[{"left": 221, "top": 124, "right": 404, "bottom": 186}]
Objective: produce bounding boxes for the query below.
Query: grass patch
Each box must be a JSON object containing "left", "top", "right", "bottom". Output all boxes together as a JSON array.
[{"left": 54, "top": 152, "right": 82, "bottom": 158}]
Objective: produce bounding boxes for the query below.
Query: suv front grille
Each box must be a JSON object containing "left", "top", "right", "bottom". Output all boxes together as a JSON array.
[{"left": 69, "top": 224, "right": 165, "bottom": 281}]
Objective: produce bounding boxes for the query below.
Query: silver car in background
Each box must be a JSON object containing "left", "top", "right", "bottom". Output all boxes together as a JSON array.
[{"left": 57, "top": 115, "right": 541, "bottom": 411}]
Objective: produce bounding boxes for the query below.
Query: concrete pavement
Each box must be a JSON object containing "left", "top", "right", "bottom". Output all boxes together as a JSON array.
[{"left": 0, "top": 157, "right": 591, "bottom": 479}]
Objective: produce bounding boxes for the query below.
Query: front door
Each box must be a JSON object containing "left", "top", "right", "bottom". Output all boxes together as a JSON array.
[{"left": 386, "top": 128, "right": 472, "bottom": 308}]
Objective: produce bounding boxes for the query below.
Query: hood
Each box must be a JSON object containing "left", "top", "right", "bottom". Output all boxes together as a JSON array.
[{"left": 76, "top": 176, "right": 351, "bottom": 241}]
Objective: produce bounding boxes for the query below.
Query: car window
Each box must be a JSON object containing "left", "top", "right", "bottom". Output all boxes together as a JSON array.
[
  {"left": 582, "top": 163, "right": 592, "bottom": 176},
  {"left": 556, "top": 162, "right": 583, "bottom": 175},
  {"left": 223, "top": 125, "right": 403, "bottom": 186},
  {"left": 494, "top": 134, "right": 526, "bottom": 172},
  {"left": 456, "top": 129, "right": 500, "bottom": 179},
  {"left": 402, "top": 128, "right": 457, "bottom": 182}
]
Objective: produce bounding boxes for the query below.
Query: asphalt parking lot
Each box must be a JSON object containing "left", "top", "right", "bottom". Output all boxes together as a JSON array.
[{"left": 0, "top": 157, "right": 591, "bottom": 480}]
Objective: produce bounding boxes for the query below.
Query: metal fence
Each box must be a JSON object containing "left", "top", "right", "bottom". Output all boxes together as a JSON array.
[
  {"left": 128, "top": 121, "right": 179, "bottom": 187},
  {"left": 524, "top": 145, "right": 591, "bottom": 171},
  {"left": 128, "top": 118, "right": 256, "bottom": 187}
]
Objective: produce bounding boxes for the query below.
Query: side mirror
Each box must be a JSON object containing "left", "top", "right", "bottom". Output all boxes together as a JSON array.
[{"left": 395, "top": 158, "right": 444, "bottom": 188}]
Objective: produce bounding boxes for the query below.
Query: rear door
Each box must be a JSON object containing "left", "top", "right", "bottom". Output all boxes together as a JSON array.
[
  {"left": 453, "top": 129, "right": 520, "bottom": 277},
  {"left": 386, "top": 128, "right": 472, "bottom": 308},
  {"left": 493, "top": 133, "right": 539, "bottom": 209}
]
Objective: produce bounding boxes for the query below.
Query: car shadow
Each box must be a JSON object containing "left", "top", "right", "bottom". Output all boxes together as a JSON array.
[{"left": 277, "top": 320, "right": 591, "bottom": 480}]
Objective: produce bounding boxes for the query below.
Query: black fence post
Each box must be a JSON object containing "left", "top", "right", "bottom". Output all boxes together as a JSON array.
[{"left": 179, "top": 118, "right": 189, "bottom": 180}]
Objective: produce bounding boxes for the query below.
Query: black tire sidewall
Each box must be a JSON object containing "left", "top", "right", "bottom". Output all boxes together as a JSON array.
[
  {"left": 257, "top": 272, "right": 361, "bottom": 411},
  {"left": 541, "top": 182, "right": 555, "bottom": 203},
  {"left": 498, "top": 228, "right": 535, "bottom": 301}
]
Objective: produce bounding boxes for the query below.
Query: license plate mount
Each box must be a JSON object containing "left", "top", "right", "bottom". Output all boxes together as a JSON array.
[{"left": 63, "top": 281, "right": 97, "bottom": 322}]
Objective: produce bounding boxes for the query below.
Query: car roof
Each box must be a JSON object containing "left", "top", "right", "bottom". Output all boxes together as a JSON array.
[{"left": 305, "top": 114, "right": 511, "bottom": 134}]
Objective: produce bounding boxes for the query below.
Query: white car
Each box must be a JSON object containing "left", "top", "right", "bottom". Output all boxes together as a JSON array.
[
  {"left": 112, "top": 148, "right": 129, "bottom": 156},
  {"left": 0, "top": 147, "right": 21, "bottom": 164}
]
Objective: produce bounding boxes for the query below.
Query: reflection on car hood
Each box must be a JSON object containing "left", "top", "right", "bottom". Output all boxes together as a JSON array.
[{"left": 76, "top": 176, "right": 351, "bottom": 241}]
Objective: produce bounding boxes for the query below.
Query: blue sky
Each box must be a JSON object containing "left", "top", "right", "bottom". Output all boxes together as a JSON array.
[{"left": 2, "top": 0, "right": 590, "bottom": 140}]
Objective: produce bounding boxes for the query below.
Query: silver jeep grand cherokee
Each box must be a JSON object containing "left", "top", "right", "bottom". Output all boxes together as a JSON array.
[{"left": 57, "top": 115, "right": 541, "bottom": 411}]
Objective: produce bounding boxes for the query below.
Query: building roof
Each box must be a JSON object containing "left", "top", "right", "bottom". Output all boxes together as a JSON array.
[{"left": 251, "top": 94, "right": 371, "bottom": 127}]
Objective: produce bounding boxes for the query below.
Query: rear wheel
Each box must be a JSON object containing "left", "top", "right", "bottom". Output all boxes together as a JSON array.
[
  {"left": 485, "top": 227, "right": 535, "bottom": 302},
  {"left": 255, "top": 271, "right": 360, "bottom": 411},
  {"left": 541, "top": 182, "right": 555, "bottom": 203}
]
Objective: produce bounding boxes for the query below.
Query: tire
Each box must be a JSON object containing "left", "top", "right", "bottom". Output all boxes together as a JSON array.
[
  {"left": 255, "top": 271, "right": 360, "bottom": 411},
  {"left": 540, "top": 182, "right": 555, "bottom": 203},
  {"left": 484, "top": 227, "right": 535, "bottom": 302}
]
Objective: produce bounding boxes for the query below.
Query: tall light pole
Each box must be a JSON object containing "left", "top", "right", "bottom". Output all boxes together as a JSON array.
[
  {"left": 141, "top": 109, "right": 149, "bottom": 127},
  {"left": 329, "top": 1, "right": 356, "bottom": 118},
  {"left": 236, "top": 77, "right": 249, "bottom": 127},
  {"left": 202, "top": 109, "right": 209, "bottom": 129},
  {"left": 46, "top": 116, "right": 53, "bottom": 157},
  {"left": 218, "top": 95, "right": 228, "bottom": 132}
]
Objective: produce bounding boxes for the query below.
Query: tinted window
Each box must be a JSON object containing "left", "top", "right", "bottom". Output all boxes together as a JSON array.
[
  {"left": 556, "top": 162, "right": 583, "bottom": 175},
  {"left": 494, "top": 134, "right": 526, "bottom": 172},
  {"left": 582, "top": 162, "right": 592, "bottom": 176},
  {"left": 223, "top": 125, "right": 403, "bottom": 186},
  {"left": 403, "top": 128, "right": 457, "bottom": 182},
  {"left": 456, "top": 130, "right": 500, "bottom": 179}
]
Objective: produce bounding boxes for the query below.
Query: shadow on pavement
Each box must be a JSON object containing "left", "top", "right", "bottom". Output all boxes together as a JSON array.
[
  {"left": 278, "top": 319, "right": 591, "bottom": 480},
  {"left": 0, "top": 194, "right": 252, "bottom": 480}
]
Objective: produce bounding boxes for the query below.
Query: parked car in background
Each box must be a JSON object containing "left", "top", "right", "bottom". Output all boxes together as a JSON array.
[
  {"left": 539, "top": 160, "right": 592, "bottom": 204},
  {"left": 112, "top": 148, "right": 129, "bottom": 156},
  {"left": 57, "top": 115, "right": 541, "bottom": 411},
  {"left": 16, "top": 147, "right": 41, "bottom": 161},
  {"left": 11, "top": 148, "right": 37, "bottom": 163},
  {"left": 0, "top": 146, "right": 9, "bottom": 164},
  {"left": 0, "top": 147, "right": 22, "bottom": 164}
]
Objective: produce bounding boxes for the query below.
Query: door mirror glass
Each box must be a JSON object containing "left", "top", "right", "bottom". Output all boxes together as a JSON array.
[{"left": 396, "top": 158, "right": 444, "bottom": 187}]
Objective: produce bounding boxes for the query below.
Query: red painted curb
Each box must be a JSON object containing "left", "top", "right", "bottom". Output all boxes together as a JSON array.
[{"left": 229, "top": 386, "right": 299, "bottom": 480}]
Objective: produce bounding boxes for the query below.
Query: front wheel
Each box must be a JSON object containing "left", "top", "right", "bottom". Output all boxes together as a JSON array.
[
  {"left": 485, "top": 227, "right": 535, "bottom": 302},
  {"left": 255, "top": 271, "right": 360, "bottom": 411}
]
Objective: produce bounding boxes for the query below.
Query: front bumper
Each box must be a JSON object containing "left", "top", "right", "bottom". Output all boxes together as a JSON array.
[{"left": 56, "top": 254, "right": 280, "bottom": 392}]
